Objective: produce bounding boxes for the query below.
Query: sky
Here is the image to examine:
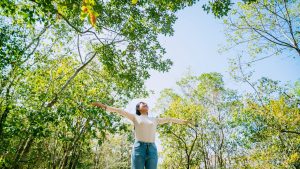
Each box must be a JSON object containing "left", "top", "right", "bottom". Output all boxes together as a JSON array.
[{"left": 123, "top": 1, "right": 300, "bottom": 162}]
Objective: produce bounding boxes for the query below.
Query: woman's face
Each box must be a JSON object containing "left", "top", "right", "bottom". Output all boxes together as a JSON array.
[{"left": 139, "top": 102, "right": 149, "bottom": 113}]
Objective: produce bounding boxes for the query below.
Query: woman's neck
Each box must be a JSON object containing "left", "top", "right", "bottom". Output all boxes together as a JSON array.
[{"left": 141, "top": 112, "right": 148, "bottom": 116}]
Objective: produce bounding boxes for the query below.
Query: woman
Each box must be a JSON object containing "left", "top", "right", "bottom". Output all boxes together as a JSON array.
[{"left": 90, "top": 101, "right": 190, "bottom": 169}]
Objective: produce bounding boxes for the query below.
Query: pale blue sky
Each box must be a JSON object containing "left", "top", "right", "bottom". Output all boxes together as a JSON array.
[
  {"left": 126, "top": 2, "right": 300, "bottom": 115},
  {"left": 124, "top": 2, "right": 300, "bottom": 160}
]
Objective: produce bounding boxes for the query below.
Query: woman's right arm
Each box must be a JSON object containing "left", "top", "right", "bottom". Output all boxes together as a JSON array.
[{"left": 90, "top": 102, "right": 136, "bottom": 122}]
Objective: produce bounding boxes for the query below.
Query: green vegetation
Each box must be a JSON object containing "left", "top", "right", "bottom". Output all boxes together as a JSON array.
[{"left": 1, "top": 0, "right": 299, "bottom": 168}]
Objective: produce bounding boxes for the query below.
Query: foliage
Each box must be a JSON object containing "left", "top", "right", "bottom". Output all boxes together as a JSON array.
[
  {"left": 202, "top": 0, "right": 258, "bottom": 18},
  {"left": 156, "top": 72, "right": 241, "bottom": 169},
  {"left": 0, "top": 0, "right": 205, "bottom": 168},
  {"left": 222, "top": 0, "right": 300, "bottom": 79},
  {"left": 156, "top": 72, "right": 300, "bottom": 168}
]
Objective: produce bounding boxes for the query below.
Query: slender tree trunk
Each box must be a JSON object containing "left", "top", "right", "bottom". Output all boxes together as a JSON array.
[{"left": 13, "top": 135, "right": 34, "bottom": 168}]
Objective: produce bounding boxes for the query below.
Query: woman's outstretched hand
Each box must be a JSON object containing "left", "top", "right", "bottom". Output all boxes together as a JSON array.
[
  {"left": 182, "top": 120, "right": 189, "bottom": 124},
  {"left": 90, "top": 102, "right": 107, "bottom": 110},
  {"left": 179, "top": 119, "right": 192, "bottom": 125},
  {"left": 182, "top": 119, "right": 197, "bottom": 126}
]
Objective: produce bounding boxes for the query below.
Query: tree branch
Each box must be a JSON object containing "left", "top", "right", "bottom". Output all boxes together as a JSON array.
[{"left": 46, "top": 52, "right": 98, "bottom": 107}]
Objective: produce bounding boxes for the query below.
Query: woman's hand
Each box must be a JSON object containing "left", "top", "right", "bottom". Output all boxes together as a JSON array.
[
  {"left": 90, "top": 102, "right": 136, "bottom": 122},
  {"left": 183, "top": 119, "right": 196, "bottom": 125},
  {"left": 90, "top": 102, "right": 107, "bottom": 110},
  {"left": 176, "top": 119, "right": 190, "bottom": 125},
  {"left": 182, "top": 119, "right": 191, "bottom": 125}
]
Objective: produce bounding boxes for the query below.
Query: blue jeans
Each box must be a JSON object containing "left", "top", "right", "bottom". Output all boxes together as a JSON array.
[{"left": 131, "top": 140, "right": 158, "bottom": 169}]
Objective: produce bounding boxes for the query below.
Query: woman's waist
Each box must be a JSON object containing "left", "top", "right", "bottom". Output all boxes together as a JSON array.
[{"left": 134, "top": 140, "right": 156, "bottom": 145}]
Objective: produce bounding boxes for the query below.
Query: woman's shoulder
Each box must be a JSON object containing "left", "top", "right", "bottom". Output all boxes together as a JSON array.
[{"left": 149, "top": 116, "right": 159, "bottom": 122}]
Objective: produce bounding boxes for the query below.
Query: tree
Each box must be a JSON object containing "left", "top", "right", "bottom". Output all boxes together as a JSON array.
[
  {"left": 222, "top": 0, "right": 300, "bottom": 70},
  {"left": 229, "top": 78, "right": 300, "bottom": 168},
  {"left": 156, "top": 72, "right": 240, "bottom": 169},
  {"left": 156, "top": 72, "right": 299, "bottom": 168},
  {"left": 1, "top": 0, "right": 211, "bottom": 168}
]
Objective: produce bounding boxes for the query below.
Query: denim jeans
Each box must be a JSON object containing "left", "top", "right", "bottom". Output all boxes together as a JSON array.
[{"left": 131, "top": 140, "right": 158, "bottom": 169}]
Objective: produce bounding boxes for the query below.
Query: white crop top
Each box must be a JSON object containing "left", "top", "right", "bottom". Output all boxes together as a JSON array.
[{"left": 104, "top": 106, "right": 186, "bottom": 143}]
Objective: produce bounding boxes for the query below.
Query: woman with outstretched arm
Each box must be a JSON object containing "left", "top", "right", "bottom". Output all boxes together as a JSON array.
[{"left": 90, "top": 101, "right": 190, "bottom": 169}]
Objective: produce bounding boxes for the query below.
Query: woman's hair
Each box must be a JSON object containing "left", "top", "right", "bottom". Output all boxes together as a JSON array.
[
  {"left": 134, "top": 101, "right": 145, "bottom": 130},
  {"left": 135, "top": 101, "right": 145, "bottom": 116}
]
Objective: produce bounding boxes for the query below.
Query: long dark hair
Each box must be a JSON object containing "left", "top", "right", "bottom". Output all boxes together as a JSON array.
[
  {"left": 136, "top": 101, "right": 145, "bottom": 116},
  {"left": 134, "top": 102, "right": 145, "bottom": 131}
]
